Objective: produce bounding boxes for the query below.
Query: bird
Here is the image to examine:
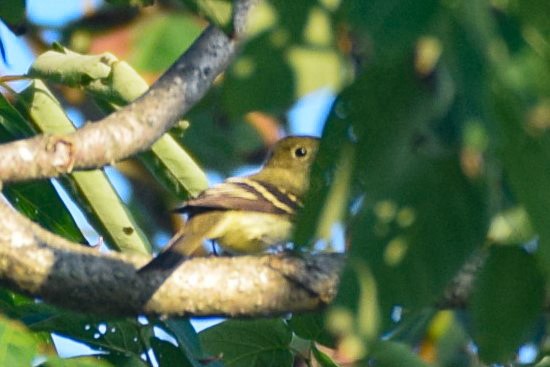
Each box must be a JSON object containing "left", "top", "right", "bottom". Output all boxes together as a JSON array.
[{"left": 138, "top": 136, "right": 319, "bottom": 273}]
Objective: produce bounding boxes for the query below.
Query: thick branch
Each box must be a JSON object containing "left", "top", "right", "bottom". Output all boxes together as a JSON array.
[
  {"left": 0, "top": 0, "right": 255, "bottom": 184},
  {"left": 0, "top": 198, "right": 342, "bottom": 317}
]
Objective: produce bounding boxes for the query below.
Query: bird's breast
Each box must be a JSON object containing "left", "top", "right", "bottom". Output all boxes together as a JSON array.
[{"left": 213, "top": 211, "right": 293, "bottom": 254}]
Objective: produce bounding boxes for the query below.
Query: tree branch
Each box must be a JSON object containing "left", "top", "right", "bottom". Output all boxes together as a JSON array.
[
  {"left": 0, "top": 196, "right": 343, "bottom": 317},
  {"left": 0, "top": 0, "right": 256, "bottom": 184}
]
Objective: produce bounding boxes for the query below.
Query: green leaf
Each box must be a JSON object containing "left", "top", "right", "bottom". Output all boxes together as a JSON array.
[
  {"left": 299, "top": 52, "right": 487, "bottom": 330},
  {"left": 368, "top": 340, "right": 430, "bottom": 367},
  {"left": 175, "top": 0, "right": 233, "bottom": 31},
  {"left": 3, "top": 182, "right": 86, "bottom": 243},
  {"left": 26, "top": 307, "right": 148, "bottom": 359},
  {"left": 182, "top": 93, "right": 265, "bottom": 174},
  {"left": 353, "top": 155, "right": 486, "bottom": 323},
  {"left": 342, "top": 0, "right": 439, "bottom": 59},
  {"left": 150, "top": 338, "right": 193, "bottom": 367},
  {"left": 42, "top": 356, "right": 113, "bottom": 367},
  {"left": 514, "top": 0, "right": 550, "bottom": 34},
  {"left": 471, "top": 246, "right": 544, "bottom": 363},
  {"left": 0, "top": 315, "right": 39, "bottom": 367},
  {"left": 288, "top": 313, "right": 334, "bottom": 347},
  {"left": 92, "top": 353, "right": 148, "bottom": 367},
  {"left": 0, "top": 92, "right": 86, "bottom": 243},
  {"left": 0, "top": 0, "right": 25, "bottom": 30},
  {"left": 491, "top": 77, "right": 550, "bottom": 277},
  {"left": 222, "top": 32, "right": 295, "bottom": 118},
  {"left": 235, "top": 1, "right": 346, "bottom": 99},
  {"left": 0, "top": 92, "right": 34, "bottom": 140},
  {"left": 268, "top": 1, "right": 316, "bottom": 40},
  {"left": 439, "top": 11, "right": 489, "bottom": 122},
  {"left": 200, "top": 319, "right": 293, "bottom": 367},
  {"left": 157, "top": 319, "right": 205, "bottom": 364},
  {"left": 487, "top": 207, "right": 535, "bottom": 245}
]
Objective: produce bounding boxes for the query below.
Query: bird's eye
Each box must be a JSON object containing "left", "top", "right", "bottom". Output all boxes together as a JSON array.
[{"left": 294, "top": 146, "right": 308, "bottom": 158}]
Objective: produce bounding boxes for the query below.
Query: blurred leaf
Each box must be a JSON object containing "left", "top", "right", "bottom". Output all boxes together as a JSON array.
[
  {"left": 0, "top": 289, "right": 56, "bottom": 352},
  {"left": 368, "top": 340, "right": 430, "bottom": 367},
  {"left": 287, "top": 46, "right": 346, "bottom": 98},
  {"left": 484, "top": 0, "right": 550, "bottom": 279},
  {"left": 176, "top": 0, "right": 232, "bottom": 31},
  {"left": 244, "top": 2, "right": 347, "bottom": 99},
  {"left": 492, "top": 79, "right": 550, "bottom": 272},
  {"left": 0, "top": 0, "right": 25, "bottom": 32},
  {"left": 411, "top": 311, "right": 472, "bottom": 367},
  {"left": 354, "top": 155, "right": 486, "bottom": 323},
  {"left": 183, "top": 93, "right": 265, "bottom": 174},
  {"left": 311, "top": 344, "right": 339, "bottom": 367},
  {"left": 514, "top": 0, "right": 550, "bottom": 34},
  {"left": 487, "top": 207, "right": 535, "bottom": 245},
  {"left": 471, "top": 246, "right": 544, "bottom": 363},
  {"left": 0, "top": 315, "right": 39, "bottom": 367},
  {"left": 268, "top": 1, "right": 316, "bottom": 40},
  {"left": 200, "top": 319, "right": 293, "bottom": 367},
  {"left": 295, "top": 1, "right": 454, "bottom": 245},
  {"left": 341, "top": 0, "right": 439, "bottom": 59},
  {"left": 303, "top": 52, "right": 487, "bottom": 331},
  {"left": 222, "top": 32, "right": 295, "bottom": 118},
  {"left": 105, "top": 0, "right": 154, "bottom": 6},
  {"left": 0, "top": 288, "right": 46, "bottom": 321},
  {"left": 488, "top": 1, "right": 550, "bottom": 280},
  {"left": 439, "top": 12, "right": 489, "bottom": 123},
  {"left": 129, "top": 13, "right": 204, "bottom": 73}
]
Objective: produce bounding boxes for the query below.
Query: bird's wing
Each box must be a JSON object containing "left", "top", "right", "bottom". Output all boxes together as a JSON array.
[{"left": 176, "top": 177, "right": 301, "bottom": 216}]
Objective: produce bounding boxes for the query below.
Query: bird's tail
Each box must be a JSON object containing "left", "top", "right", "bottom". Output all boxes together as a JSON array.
[
  {"left": 137, "top": 231, "right": 206, "bottom": 274},
  {"left": 138, "top": 249, "right": 186, "bottom": 274}
]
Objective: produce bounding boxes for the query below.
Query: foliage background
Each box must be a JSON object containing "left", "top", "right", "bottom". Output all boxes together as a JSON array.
[{"left": 1, "top": 0, "right": 550, "bottom": 366}]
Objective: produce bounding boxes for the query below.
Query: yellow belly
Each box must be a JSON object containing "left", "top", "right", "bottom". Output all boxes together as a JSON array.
[{"left": 213, "top": 212, "right": 293, "bottom": 254}]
